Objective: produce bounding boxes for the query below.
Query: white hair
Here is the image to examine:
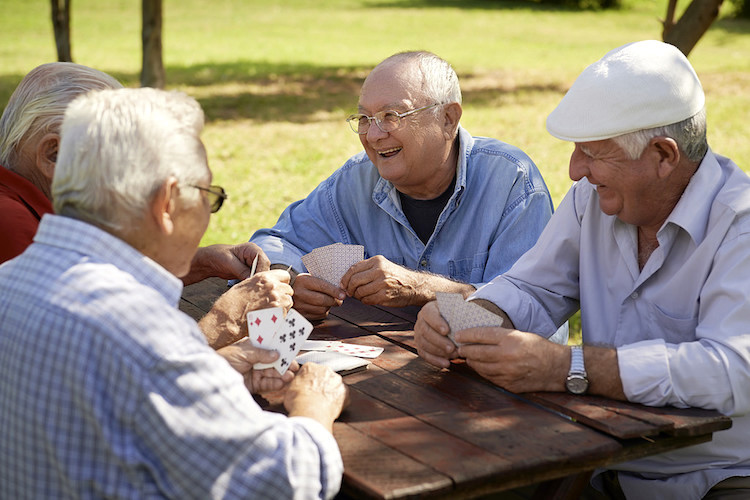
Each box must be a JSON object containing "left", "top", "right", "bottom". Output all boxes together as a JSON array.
[
  {"left": 378, "top": 51, "right": 462, "bottom": 107},
  {"left": 0, "top": 62, "right": 122, "bottom": 169},
  {"left": 53, "top": 88, "right": 207, "bottom": 233},
  {"left": 612, "top": 108, "right": 708, "bottom": 162}
]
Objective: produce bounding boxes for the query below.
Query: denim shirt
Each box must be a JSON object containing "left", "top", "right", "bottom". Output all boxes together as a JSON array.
[{"left": 251, "top": 126, "right": 554, "bottom": 288}]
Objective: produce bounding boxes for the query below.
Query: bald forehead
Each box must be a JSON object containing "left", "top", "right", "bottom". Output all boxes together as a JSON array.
[{"left": 359, "top": 58, "right": 426, "bottom": 111}]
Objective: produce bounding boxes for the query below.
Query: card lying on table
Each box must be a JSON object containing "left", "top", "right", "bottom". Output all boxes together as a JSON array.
[
  {"left": 296, "top": 350, "right": 370, "bottom": 375},
  {"left": 435, "top": 292, "right": 504, "bottom": 347},
  {"left": 247, "top": 307, "right": 313, "bottom": 375},
  {"left": 301, "top": 243, "right": 364, "bottom": 286},
  {"left": 301, "top": 339, "right": 384, "bottom": 359}
]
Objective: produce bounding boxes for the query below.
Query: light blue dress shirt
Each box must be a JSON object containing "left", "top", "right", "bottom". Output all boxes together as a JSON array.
[
  {"left": 0, "top": 214, "right": 343, "bottom": 500},
  {"left": 473, "top": 150, "right": 750, "bottom": 499},
  {"left": 250, "top": 127, "right": 554, "bottom": 289}
]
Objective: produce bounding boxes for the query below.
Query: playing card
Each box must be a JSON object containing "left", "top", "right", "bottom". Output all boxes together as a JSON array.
[
  {"left": 435, "top": 292, "right": 504, "bottom": 346},
  {"left": 296, "top": 350, "right": 370, "bottom": 375},
  {"left": 329, "top": 342, "right": 384, "bottom": 359},
  {"left": 264, "top": 308, "right": 314, "bottom": 375},
  {"left": 301, "top": 339, "right": 337, "bottom": 351},
  {"left": 247, "top": 307, "right": 284, "bottom": 348},
  {"left": 302, "top": 243, "right": 364, "bottom": 286},
  {"left": 300, "top": 339, "right": 384, "bottom": 359}
]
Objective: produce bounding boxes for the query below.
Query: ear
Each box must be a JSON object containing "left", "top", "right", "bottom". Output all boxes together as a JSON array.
[
  {"left": 150, "top": 176, "right": 180, "bottom": 235},
  {"left": 650, "top": 137, "right": 680, "bottom": 180},
  {"left": 441, "top": 102, "right": 462, "bottom": 139},
  {"left": 35, "top": 133, "right": 59, "bottom": 181}
]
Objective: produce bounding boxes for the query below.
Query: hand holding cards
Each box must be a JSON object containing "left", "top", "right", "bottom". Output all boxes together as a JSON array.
[
  {"left": 435, "top": 292, "right": 504, "bottom": 346},
  {"left": 247, "top": 307, "right": 313, "bottom": 375},
  {"left": 302, "top": 243, "right": 364, "bottom": 286}
]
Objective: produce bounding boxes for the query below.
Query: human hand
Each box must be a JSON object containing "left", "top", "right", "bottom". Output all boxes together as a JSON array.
[
  {"left": 217, "top": 337, "right": 299, "bottom": 394},
  {"left": 199, "top": 269, "right": 293, "bottom": 349},
  {"left": 291, "top": 273, "right": 345, "bottom": 320},
  {"left": 414, "top": 301, "right": 459, "bottom": 369},
  {"left": 456, "top": 327, "right": 566, "bottom": 393},
  {"left": 283, "top": 362, "right": 349, "bottom": 433},
  {"left": 341, "top": 256, "right": 421, "bottom": 307},
  {"left": 183, "top": 243, "right": 271, "bottom": 285}
]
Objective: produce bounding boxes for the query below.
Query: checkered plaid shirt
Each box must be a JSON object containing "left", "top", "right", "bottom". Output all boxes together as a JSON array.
[{"left": 0, "top": 214, "right": 342, "bottom": 499}]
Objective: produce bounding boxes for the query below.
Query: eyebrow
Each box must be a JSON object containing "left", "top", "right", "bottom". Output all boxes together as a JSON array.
[{"left": 578, "top": 144, "right": 594, "bottom": 157}]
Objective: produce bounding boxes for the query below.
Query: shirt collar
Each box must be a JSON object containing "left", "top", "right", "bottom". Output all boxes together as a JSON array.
[
  {"left": 661, "top": 149, "right": 723, "bottom": 245},
  {"left": 34, "top": 214, "right": 183, "bottom": 306}
]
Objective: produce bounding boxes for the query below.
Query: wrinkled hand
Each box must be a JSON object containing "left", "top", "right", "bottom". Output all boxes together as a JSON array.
[
  {"left": 414, "top": 301, "right": 459, "bottom": 369},
  {"left": 200, "top": 269, "right": 294, "bottom": 349},
  {"left": 284, "top": 362, "right": 349, "bottom": 433},
  {"left": 292, "top": 273, "right": 345, "bottom": 320},
  {"left": 217, "top": 337, "right": 299, "bottom": 394},
  {"left": 341, "top": 256, "right": 421, "bottom": 307},
  {"left": 184, "top": 243, "right": 271, "bottom": 285},
  {"left": 456, "top": 327, "right": 566, "bottom": 393}
]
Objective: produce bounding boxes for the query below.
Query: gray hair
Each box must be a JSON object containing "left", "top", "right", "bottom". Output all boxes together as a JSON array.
[
  {"left": 53, "top": 88, "right": 208, "bottom": 233},
  {"left": 378, "top": 51, "right": 462, "bottom": 107},
  {"left": 0, "top": 62, "right": 122, "bottom": 169},
  {"left": 612, "top": 108, "right": 708, "bottom": 162}
]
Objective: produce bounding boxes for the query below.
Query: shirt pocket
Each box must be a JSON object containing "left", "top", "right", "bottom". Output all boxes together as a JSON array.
[
  {"left": 448, "top": 252, "right": 489, "bottom": 283},
  {"left": 645, "top": 301, "right": 698, "bottom": 344}
]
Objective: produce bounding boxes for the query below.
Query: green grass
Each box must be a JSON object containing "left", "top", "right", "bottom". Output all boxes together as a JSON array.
[{"left": 3, "top": 0, "right": 750, "bottom": 341}]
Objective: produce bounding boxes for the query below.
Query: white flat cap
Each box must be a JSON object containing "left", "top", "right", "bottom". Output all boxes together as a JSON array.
[{"left": 546, "top": 40, "right": 704, "bottom": 142}]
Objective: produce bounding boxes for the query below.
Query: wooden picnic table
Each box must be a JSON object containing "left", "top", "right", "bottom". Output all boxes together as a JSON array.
[{"left": 180, "top": 277, "right": 732, "bottom": 499}]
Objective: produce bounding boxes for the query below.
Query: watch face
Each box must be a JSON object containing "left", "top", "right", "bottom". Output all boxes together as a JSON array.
[{"left": 566, "top": 375, "right": 588, "bottom": 395}]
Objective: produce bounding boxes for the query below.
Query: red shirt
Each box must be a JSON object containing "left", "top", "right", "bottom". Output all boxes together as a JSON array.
[{"left": 0, "top": 166, "right": 53, "bottom": 264}]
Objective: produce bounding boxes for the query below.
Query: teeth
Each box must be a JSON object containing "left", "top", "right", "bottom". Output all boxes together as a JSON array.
[{"left": 378, "top": 147, "right": 402, "bottom": 156}]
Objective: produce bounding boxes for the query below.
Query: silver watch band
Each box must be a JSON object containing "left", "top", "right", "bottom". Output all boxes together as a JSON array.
[{"left": 570, "top": 345, "right": 586, "bottom": 375}]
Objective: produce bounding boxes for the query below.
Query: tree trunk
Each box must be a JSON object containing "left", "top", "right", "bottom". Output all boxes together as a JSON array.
[
  {"left": 50, "top": 0, "right": 72, "bottom": 62},
  {"left": 663, "top": 0, "right": 724, "bottom": 56},
  {"left": 141, "top": 0, "right": 165, "bottom": 88}
]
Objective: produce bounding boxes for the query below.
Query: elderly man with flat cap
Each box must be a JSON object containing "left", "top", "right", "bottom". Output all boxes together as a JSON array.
[{"left": 414, "top": 40, "right": 750, "bottom": 498}]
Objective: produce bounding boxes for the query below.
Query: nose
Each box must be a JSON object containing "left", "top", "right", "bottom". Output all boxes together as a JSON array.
[
  {"left": 365, "top": 119, "right": 388, "bottom": 142},
  {"left": 569, "top": 145, "right": 590, "bottom": 182}
]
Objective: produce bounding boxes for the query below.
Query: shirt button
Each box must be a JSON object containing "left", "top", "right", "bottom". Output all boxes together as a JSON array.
[
  {"left": 420, "top": 260, "right": 427, "bottom": 267},
  {"left": 631, "top": 292, "right": 639, "bottom": 299}
]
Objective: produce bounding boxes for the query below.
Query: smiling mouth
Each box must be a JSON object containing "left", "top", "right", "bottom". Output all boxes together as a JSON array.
[{"left": 377, "top": 147, "right": 402, "bottom": 158}]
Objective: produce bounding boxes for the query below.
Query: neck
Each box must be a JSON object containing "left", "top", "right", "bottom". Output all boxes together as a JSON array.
[
  {"left": 399, "top": 137, "right": 459, "bottom": 199},
  {"left": 8, "top": 159, "right": 52, "bottom": 200},
  {"left": 637, "top": 226, "right": 660, "bottom": 270}
]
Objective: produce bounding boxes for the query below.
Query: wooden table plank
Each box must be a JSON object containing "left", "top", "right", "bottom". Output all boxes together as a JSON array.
[
  {"left": 526, "top": 392, "right": 732, "bottom": 439},
  {"left": 334, "top": 423, "right": 454, "bottom": 499}
]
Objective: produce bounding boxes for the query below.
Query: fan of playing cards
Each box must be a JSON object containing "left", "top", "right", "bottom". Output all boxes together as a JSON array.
[
  {"left": 247, "top": 307, "right": 314, "bottom": 375},
  {"left": 301, "top": 243, "right": 364, "bottom": 286},
  {"left": 435, "top": 292, "right": 505, "bottom": 347}
]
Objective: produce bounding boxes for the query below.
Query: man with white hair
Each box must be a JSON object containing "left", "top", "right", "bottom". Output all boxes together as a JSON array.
[
  {"left": 0, "top": 62, "right": 272, "bottom": 283},
  {"left": 415, "top": 40, "right": 750, "bottom": 498},
  {"left": 0, "top": 88, "right": 348, "bottom": 499},
  {"left": 250, "top": 51, "right": 563, "bottom": 339}
]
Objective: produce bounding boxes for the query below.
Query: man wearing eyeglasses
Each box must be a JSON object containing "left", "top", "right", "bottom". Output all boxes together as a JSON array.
[
  {"left": 250, "top": 51, "right": 561, "bottom": 330},
  {"left": 0, "top": 88, "right": 348, "bottom": 499},
  {"left": 0, "top": 62, "right": 271, "bottom": 284}
]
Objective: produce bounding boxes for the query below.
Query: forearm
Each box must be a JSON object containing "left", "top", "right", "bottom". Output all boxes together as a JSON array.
[
  {"left": 582, "top": 345, "right": 627, "bottom": 400},
  {"left": 182, "top": 246, "right": 214, "bottom": 286},
  {"left": 198, "top": 294, "right": 246, "bottom": 349},
  {"left": 287, "top": 400, "right": 337, "bottom": 434}
]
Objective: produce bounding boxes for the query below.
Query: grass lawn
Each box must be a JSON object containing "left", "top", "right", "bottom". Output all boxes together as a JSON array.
[{"left": 3, "top": 0, "right": 750, "bottom": 339}]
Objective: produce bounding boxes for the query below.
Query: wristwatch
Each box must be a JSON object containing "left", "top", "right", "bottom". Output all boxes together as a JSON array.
[{"left": 565, "top": 345, "right": 589, "bottom": 395}]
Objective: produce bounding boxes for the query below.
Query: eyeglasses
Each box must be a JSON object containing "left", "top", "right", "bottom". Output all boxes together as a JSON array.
[
  {"left": 346, "top": 103, "right": 439, "bottom": 135},
  {"left": 190, "top": 184, "right": 227, "bottom": 213}
]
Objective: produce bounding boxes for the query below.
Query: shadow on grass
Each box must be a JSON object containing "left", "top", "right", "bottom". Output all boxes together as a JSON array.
[{"left": 0, "top": 59, "right": 568, "bottom": 125}]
